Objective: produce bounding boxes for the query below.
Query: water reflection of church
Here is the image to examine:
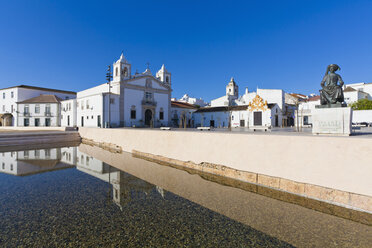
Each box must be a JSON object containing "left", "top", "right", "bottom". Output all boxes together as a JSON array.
[
  {"left": 61, "top": 147, "right": 164, "bottom": 209},
  {"left": 0, "top": 146, "right": 165, "bottom": 209}
]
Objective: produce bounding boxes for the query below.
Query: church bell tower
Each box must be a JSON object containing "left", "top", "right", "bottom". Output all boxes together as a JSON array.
[
  {"left": 113, "top": 53, "right": 131, "bottom": 82},
  {"left": 226, "top": 77, "right": 238, "bottom": 98},
  {"left": 156, "top": 64, "right": 171, "bottom": 86}
]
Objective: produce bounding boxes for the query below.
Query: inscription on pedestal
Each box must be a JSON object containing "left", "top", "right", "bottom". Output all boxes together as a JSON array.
[
  {"left": 318, "top": 120, "right": 342, "bottom": 132},
  {"left": 312, "top": 107, "right": 352, "bottom": 136}
]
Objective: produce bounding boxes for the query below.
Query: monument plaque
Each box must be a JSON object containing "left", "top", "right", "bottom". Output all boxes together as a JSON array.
[
  {"left": 312, "top": 64, "right": 353, "bottom": 136},
  {"left": 312, "top": 107, "right": 352, "bottom": 135}
]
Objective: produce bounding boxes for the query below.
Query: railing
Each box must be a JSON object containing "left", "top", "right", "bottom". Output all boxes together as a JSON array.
[
  {"left": 141, "top": 100, "right": 157, "bottom": 106},
  {"left": 23, "top": 112, "right": 30, "bottom": 116}
]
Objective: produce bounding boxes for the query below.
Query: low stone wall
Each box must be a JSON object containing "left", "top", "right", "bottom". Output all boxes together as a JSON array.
[
  {"left": 79, "top": 127, "right": 372, "bottom": 215},
  {"left": 353, "top": 109, "right": 372, "bottom": 123}
]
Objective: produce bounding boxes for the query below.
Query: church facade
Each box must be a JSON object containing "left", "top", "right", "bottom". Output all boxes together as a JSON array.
[{"left": 61, "top": 54, "right": 172, "bottom": 128}]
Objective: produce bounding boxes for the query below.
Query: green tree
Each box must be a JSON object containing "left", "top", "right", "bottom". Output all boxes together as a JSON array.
[{"left": 350, "top": 99, "right": 372, "bottom": 110}]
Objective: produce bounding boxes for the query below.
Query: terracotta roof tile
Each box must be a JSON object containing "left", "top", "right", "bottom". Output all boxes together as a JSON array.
[
  {"left": 18, "top": 94, "right": 63, "bottom": 104},
  {"left": 307, "top": 95, "right": 320, "bottom": 101},
  {"left": 171, "top": 101, "right": 198, "bottom": 109},
  {"left": 290, "top": 93, "right": 307, "bottom": 99},
  {"left": 0, "top": 85, "right": 76, "bottom": 95},
  {"left": 344, "top": 86, "right": 357, "bottom": 92}
]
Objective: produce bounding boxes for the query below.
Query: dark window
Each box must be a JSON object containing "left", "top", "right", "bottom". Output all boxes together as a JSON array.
[
  {"left": 45, "top": 149, "right": 51, "bottom": 158},
  {"left": 35, "top": 105, "right": 40, "bottom": 113},
  {"left": 304, "top": 116, "right": 309, "bottom": 125},
  {"left": 210, "top": 120, "right": 215, "bottom": 127},
  {"left": 159, "top": 111, "right": 164, "bottom": 120},
  {"left": 131, "top": 110, "right": 136, "bottom": 119},
  {"left": 24, "top": 118, "right": 29, "bottom": 126},
  {"left": 45, "top": 118, "right": 51, "bottom": 127}
]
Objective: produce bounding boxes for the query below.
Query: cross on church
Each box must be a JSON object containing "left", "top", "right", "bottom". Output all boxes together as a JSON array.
[{"left": 146, "top": 62, "right": 150, "bottom": 69}]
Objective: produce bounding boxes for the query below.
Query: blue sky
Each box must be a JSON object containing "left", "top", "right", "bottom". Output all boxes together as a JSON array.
[{"left": 0, "top": 0, "right": 371, "bottom": 101}]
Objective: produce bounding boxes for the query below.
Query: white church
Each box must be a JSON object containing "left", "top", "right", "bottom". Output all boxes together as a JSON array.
[
  {"left": 61, "top": 53, "right": 172, "bottom": 128},
  {"left": 193, "top": 77, "right": 295, "bottom": 128}
]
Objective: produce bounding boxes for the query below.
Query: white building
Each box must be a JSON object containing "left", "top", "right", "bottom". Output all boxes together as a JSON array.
[
  {"left": 0, "top": 148, "right": 71, "bottom": 176},
  {"left": 63, "top": 53, "right": 172, "bottom": 128},
  {"left": 196, "top": 77, "right": 293, "bottom": 128},
  {"left": 193, "top": 106, "right": 229, "bottom": 128},
  {"left": 295, "top": 95, "right": 320, "bottom": 127},
  {"left": 170, "top": 101, "right": 198, "bottom": 127},
  {"left": 61, "top": 99, "right": 77, "bottom": 127},
  {"left": 178, "top": 94, "right": 208, "bottom": 107},
  {"left": 0, "top": 85, "right": 76, "bottom": 127},
  {"left": 343, "top": 86, "right": 370, "bottom": 105},
  {"left": 193, "top": 97, "right": 280, "bottom": 128},
  {"left": 343, "top": 82, "right": 372, "bottom": 101},
  {"left": 17, "top": 95, "right": 62, "bottom": 127}
]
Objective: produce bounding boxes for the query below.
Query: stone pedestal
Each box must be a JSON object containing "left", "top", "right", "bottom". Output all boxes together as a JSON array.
[{"left": 312, "top": 107, "right": 352, "bottom": 136}]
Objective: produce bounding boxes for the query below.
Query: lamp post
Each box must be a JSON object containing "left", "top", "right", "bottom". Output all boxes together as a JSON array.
[
  {"left": 228, "top": 98, "right": 232, "bottom": 131},
  {"left": 295, "top": 100, "right": 300, "bottom": 132},
  {"left": 106, "top": 65, "right": 112, "bottom": 128}
]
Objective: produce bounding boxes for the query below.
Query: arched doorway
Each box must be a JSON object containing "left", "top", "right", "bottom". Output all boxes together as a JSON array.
[
  {"left": 0, "top": 114, "right": 13, "bottom": 126},
  {"left": 145, "top": 109, "right": 152, "bottom": 126}
]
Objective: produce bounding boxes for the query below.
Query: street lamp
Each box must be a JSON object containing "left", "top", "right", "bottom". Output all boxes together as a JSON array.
[
  {"left": 106, "top": 65, "right": 112, "bottom": 128},
  {"left": 228, "top": 98, "right": 232, "bottom": 131}
]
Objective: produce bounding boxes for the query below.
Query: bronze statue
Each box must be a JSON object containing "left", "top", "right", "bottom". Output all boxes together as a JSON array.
[{"left": 319, "top": 64, "right": 345, "bottom": 106}]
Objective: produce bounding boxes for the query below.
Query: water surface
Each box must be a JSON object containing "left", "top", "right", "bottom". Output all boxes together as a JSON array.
[{"left": 0, "top": 145, "right": 371, "bottom": 247}]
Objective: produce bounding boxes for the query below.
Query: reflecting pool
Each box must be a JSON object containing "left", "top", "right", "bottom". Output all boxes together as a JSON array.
[{"left": 0, "top": 144, "right": 371, "bottom": 247}]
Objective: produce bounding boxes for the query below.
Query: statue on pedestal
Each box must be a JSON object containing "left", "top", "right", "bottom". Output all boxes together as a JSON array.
[
  {"left": 319, "top": 64, "right": 345, "bottom": 107},
  {"left": 313, "top": 64, "right": 352, "bottom": 135}
]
